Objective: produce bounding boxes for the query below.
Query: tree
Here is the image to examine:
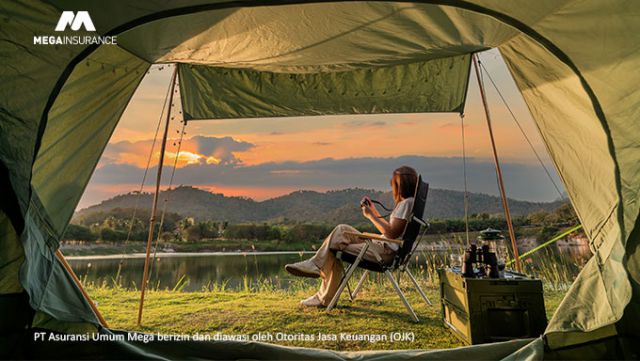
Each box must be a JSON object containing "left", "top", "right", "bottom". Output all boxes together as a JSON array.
[
  {"left": 99, "top": 228, "right": 127, "bottom": 241},
  {"left": 551, "top": 203, "right": 578, "bottom": 225},
  {"left": 527, "top": 210, "right": 550, "bottom": 226},
  {"left": 62, "top": 224, "right": 97, "bottom": 241}
]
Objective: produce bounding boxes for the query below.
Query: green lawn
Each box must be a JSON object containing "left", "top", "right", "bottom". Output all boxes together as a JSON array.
[{"left": 87, "top": 283, "right": 565, "bottom": 351}]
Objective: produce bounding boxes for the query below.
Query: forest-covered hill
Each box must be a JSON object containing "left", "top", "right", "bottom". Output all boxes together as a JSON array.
[{"left": 74, "top": 186, "right": 563, "bottom": 224}]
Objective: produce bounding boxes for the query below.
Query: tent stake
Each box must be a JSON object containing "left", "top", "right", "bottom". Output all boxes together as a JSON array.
[
  {"left": 137, "top": 65, "right": 178, "bottom": 326},
  {"left": 55, "top": 249, "right": 109, "bottom": 328},
  {"left": 472, "top": 54, "right": 522, "bottom": 273}
]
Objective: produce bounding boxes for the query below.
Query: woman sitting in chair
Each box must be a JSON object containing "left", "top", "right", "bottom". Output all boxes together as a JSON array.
[{"left": 284, "top": 165, "right": 418, "bottom": 307}]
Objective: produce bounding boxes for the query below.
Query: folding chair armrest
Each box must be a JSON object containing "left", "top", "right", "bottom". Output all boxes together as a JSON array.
[
  {"left": 343, "top": 231, "right": 404, "bottom": 246},
  {"left": 413, "top": 216, "right": 428, "bottom": 228}
]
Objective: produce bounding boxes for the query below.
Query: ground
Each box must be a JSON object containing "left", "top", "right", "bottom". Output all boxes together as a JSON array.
[{"left": 88, "top": 283, "right": 565, "bottom": 351}]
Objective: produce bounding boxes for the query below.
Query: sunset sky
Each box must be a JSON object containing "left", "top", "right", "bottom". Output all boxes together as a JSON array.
[{"left": 78, "top": 50, "right": 565, "bottom": 209}]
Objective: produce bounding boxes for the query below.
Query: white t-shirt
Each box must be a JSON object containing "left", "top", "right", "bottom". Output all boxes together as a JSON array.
[
  {"left": 391, "top": 197, "right": 414, "bottom": 223},
  {"left": 375, "top": 197, "right": 414, "bottom": 252}
]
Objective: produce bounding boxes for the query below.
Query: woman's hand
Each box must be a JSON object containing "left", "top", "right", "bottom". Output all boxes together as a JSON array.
[
  {"left": 362, "top": 199, "right": 394, "bottom": 238},
  {"left": 360, "top": 196, "right": 381, "bottom": 218},
  {"left": 361, "top": 202, "right": 376, "bottom": 219}
]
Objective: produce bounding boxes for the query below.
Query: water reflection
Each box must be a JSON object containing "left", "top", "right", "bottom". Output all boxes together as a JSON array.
[{"left": 69, "top": 253, "right": 315, "bottom": 292}]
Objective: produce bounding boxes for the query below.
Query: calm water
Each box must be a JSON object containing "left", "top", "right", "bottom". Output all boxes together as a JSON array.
[
  {"left": 69, "top": 253, "right": 315, "bottom": 292},
  {"left": 68, "top": 245, "right": 592, "bottom": 292}
]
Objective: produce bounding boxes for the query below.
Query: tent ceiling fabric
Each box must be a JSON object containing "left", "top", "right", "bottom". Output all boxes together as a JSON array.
[
  {"left": 1, "top": 0, "right": 639, "bottom": 358},
  {"left": 53, "top": 0, "right": 572, "bottom": 73},
  {"left": 116, "top": 2, "right": 501, "bottom": 73},
  {"left": 178, "top": 55, "right": 472, "bottom": 120}
]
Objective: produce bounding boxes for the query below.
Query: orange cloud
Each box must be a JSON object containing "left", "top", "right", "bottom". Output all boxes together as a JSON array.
[
  {"left": 165, "top": 150, "right": 203, "bottom": 165},
  {"left": 100, "top": 136, "right": 254, "bottom": 169}
]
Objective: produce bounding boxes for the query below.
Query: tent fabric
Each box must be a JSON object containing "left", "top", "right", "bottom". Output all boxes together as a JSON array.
[
  {"left": 1, "top": 0, "right": 639, "bottom": 359},
  {"left": 0, "top": 212, "right": 24, "bottom": 294},
  {"left": 32, "top": 44, "right": 149, "bottom": 240},
  {"left": 178, "top": 55, "right": 472, "bottom": 120},
  {"left": 23, "top": 329, "right": 542, "bottom": 360},
  {"left": 110, "top": 2, "right": 516, "bottom": 72},
  {"left": 497, "top": 0, "right": 640, "bottom": 346}
]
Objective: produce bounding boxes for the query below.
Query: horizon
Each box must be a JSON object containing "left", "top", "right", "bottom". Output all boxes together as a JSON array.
[
  {"left": 78, "top": 182, "right": 565, "bottom": 213},
  {"left": 79, "top": 49, "right": 566, "bottom": 209}
]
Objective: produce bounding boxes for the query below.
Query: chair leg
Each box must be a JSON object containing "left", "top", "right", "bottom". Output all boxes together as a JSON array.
[
  {"left": 405, "top": 268, "right": 432, "bottom": 306},
  {"left": 346, "top": 278, "right": 354, "bottom": 302},
  {"left": 351, "top": 270, "right": 368, "bottom": 300},
  {"left": 338, "top": 262, "right": 354, "bottom": 301},
  {"left": 385, "top": 270, "right": 419, "bottom": 323},
  {"left": 327, "top": 248, "right": 367, "bottom": 312}
]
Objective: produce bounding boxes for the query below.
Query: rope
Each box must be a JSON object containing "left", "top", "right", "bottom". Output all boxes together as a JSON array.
[
  {"left": 150, "top": 113, "right": 187, "bottom": 279},
  {"left": 460, "top": 113, "right": 470, "bottom": 245},
  {"left": 116, "top": 65, "right": 175, "bottom": 280},
  {"left": 138, "top": 65, "right": 179, "bottom": 325},
  {"left": 505, "top": 224, "right": 583, "bottom": 266},
  {"left": 473, "top": 54, "right": 522, "bottom": 273},
  {"left": 477, "top": 56, "right": 565, "bottom": 200},
  {"left": 122, "top": 73, "right": 174, "bottom": 245}
]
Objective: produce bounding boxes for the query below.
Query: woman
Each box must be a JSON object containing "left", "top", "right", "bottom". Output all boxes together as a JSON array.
[{"left": 284, "top": 166, "right": 418, "bottom": 307}]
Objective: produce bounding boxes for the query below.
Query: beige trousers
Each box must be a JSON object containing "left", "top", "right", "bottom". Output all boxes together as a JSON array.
[{"left": 309, "top": 224, "right": 396, "bottom": 305}]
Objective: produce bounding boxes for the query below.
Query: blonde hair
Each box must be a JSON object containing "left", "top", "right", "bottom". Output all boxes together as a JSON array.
[{"left": 391, "top": 166, "right": 418, "bottom": 205}]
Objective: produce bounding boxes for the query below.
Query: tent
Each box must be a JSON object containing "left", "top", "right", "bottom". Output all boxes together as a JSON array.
[{"left": 1, "top": 0, "right": 639, "bottom": 359}]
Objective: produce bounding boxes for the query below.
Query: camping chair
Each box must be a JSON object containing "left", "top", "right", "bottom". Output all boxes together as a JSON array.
[{"left": 326, "top": 176, "right": 431, "bottom": 322}]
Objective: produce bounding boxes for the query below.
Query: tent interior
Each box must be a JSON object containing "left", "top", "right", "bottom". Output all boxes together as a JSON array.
[{"left": 1, "top": 0, "right": 639, "bottom": 359}]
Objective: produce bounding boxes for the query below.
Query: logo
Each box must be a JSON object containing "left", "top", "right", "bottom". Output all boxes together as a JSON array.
[
  {"left": 55, "top": 11, "right": 96, "bottom": 32},
  {"left": 33, "top": 11, "right": 116, "bottom": 46}
]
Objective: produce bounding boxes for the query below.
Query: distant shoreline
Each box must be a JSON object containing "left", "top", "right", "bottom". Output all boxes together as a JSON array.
[
  {"left": 66, "top": 251, "right": 314, "bottom": 261},
  {"left": 64, "top": 241, "right": 589, "bottom": 261}
]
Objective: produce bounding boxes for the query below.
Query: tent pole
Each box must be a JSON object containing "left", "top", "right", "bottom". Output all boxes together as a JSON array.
[
  {"left": 472, "top": 54, "right": 522, "bottom": 273},
  {"left": 137, "top": 64, "right": 178, "bottom": 326},
  {"left": 55, "top": 249, "right": 109, "bottom": 328}
]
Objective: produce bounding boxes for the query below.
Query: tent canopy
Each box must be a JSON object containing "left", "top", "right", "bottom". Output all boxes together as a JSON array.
[{"left": 1, "top": 0, "right": 639, "bottom": 359}]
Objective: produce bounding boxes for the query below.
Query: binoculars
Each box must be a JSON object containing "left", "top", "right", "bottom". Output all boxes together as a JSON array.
[
  {"left": 461, "top": 244, "right": 499, "bottom": 278},
  {"left": 461, "top": 228, "right": 505, "bottom": 279}
]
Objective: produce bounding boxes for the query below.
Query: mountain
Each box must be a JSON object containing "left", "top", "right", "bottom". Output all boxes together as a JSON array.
[{"left": 73, "top": 186, "right": 564, "bottom": 224}]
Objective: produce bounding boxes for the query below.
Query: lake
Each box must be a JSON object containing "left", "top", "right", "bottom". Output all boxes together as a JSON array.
[
  {"left": 68, "top": 244, "right": 592, "bottom": 292},
  {"left": 69, "top": 252, "right": 316, "bottom": 292}
]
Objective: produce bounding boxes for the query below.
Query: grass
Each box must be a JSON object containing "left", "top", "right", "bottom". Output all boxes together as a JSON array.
[
  {"left": 72, "top": 227, "right": 584, "bottom": 351},
  {"left": 86, "top": 277, "right": 566, "bottom": 351}
]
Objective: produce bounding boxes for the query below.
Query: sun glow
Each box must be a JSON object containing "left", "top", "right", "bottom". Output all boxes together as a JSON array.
[
  {"left": 206, "top": 156, "right": 221, "bottom": 164},
  {"left": 166, "top": 150, "right": 203, "bottom": 165}
]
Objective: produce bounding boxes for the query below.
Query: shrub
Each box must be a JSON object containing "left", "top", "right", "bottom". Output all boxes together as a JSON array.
[
  {"left": 62, "top": 224, "right": 97, "bottom": 241},
  {"left": 99, "top": 228, "right": 127, "bottom": 241},
  {"left": 283, "top": 224, "right": 333, "bottom": 243}
]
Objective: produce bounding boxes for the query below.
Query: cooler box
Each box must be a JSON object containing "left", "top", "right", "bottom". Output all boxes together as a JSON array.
[{"left": 438, "top": 267, "right": 547, "bottom": 345}]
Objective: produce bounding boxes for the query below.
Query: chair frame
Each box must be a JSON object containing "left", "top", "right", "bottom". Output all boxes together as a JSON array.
[{"left": 325, "top": 176, "right": 432, "bottom": 322}]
